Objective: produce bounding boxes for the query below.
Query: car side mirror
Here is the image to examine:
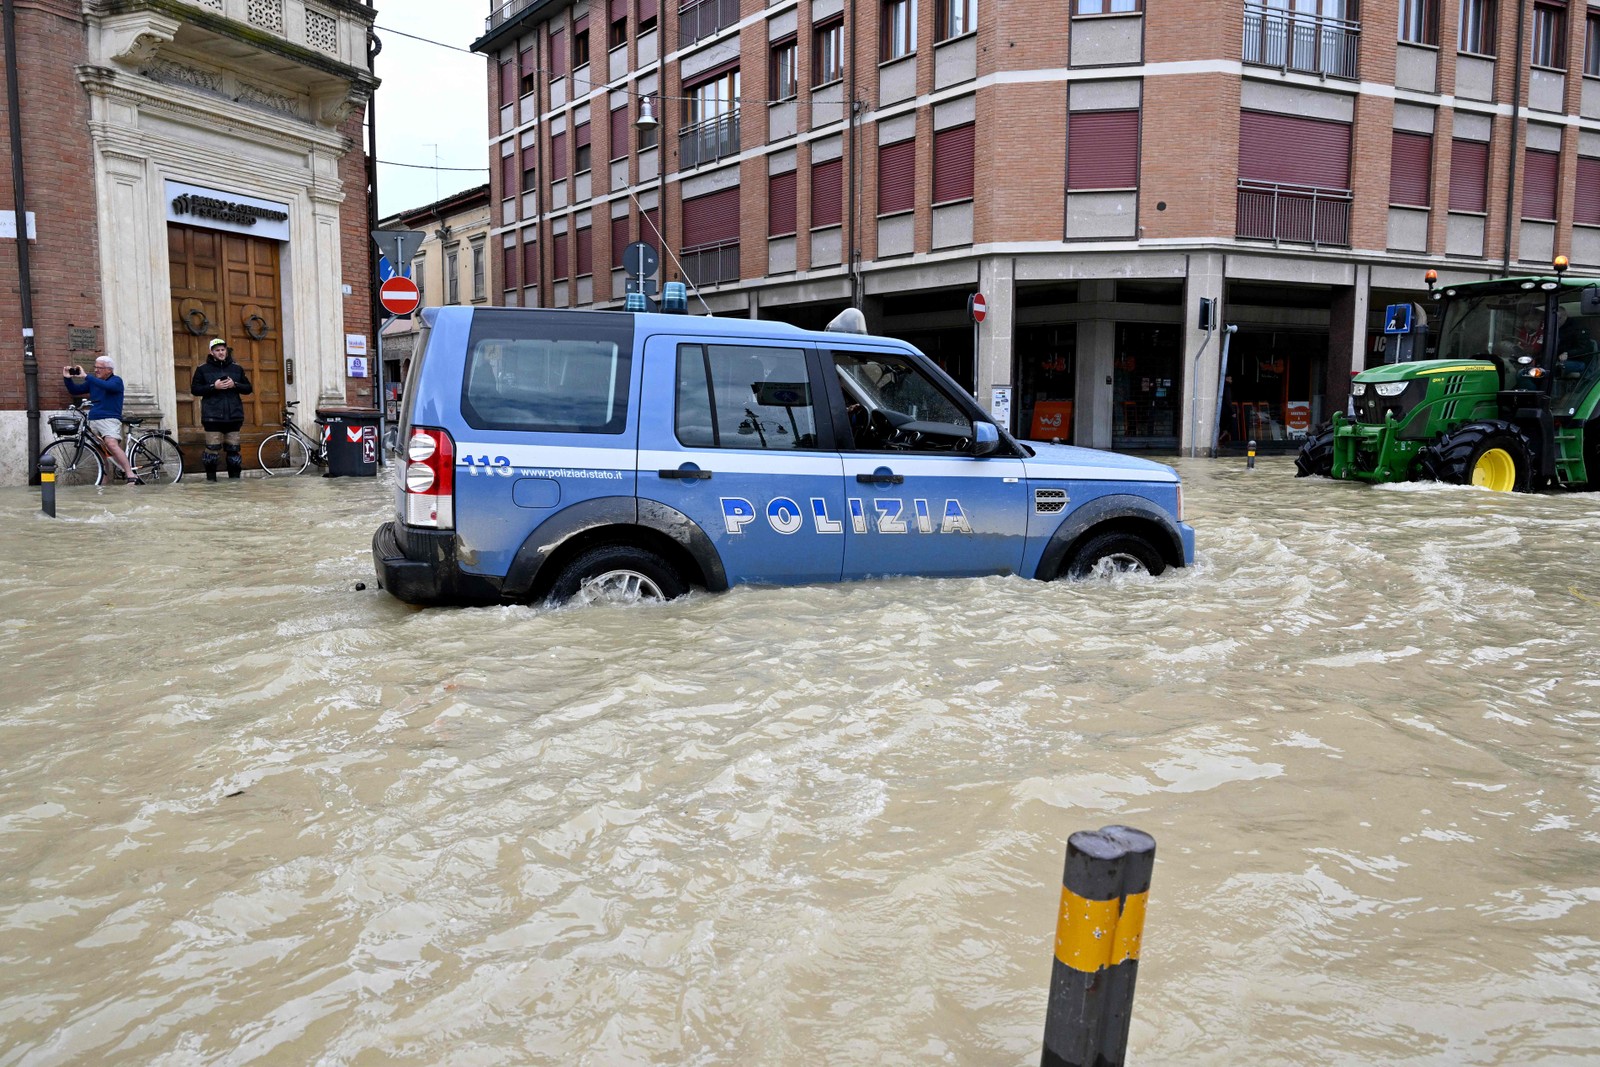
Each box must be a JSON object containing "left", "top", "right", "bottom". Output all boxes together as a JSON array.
[{"left": 973, "top": 421, "right": 1000, "bottom": 457}]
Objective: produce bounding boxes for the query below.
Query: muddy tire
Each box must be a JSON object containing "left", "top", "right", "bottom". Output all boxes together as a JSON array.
[
  {"left": 1417, "top": 420, "right": 1532, "bottom": 492},
  {"left": 1063, "top": 530, "right": 1167, "bottom": 580},
  {"left": 1294, "top": 427, "right": 1336, "bottom": 478},
  {"left": 547, "top": 545, "right": 688, "bottom": 605}
]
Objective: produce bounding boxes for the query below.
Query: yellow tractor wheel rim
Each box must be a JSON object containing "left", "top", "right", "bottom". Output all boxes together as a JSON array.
[{"left": 1471, "top": 447, "right": 1517, "bottom": 491}]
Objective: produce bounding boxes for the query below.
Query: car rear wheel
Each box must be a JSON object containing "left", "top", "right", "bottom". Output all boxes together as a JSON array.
[
  {"left": 1063, "top": 531, "right": 1167, "bottom": 580},
  {"left": 1294, "top": 427, "right": 1336, "bottom": 478},
  {"left": 1418, "top": 421, "right": 1532, "bottom": 492},
  {"left": 547, "top": 545, "right": 688, "bottom": 605}
]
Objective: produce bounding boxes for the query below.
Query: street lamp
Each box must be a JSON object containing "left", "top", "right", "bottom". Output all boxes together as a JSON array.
[{"left": 635, "top": 94, "right": 667, "bottom": 303}]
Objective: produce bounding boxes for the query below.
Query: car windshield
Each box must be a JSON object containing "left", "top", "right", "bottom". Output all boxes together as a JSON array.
[{"left": 1434, "top": 290, "right": 1551, "bottom": 366}]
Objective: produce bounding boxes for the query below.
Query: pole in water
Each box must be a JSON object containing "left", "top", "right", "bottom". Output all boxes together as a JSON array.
[
  {"left": 1247, "top": 439, "right": 1257, "bottom": 470},
  {"left": 39, "top": 451, "right": 55, "bottom": 517},
  {"left": 1041, "top": 825, "right": 1156, "bottom": 1067}
]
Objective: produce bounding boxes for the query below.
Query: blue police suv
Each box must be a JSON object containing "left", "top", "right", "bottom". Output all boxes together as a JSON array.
[{"left": 373, "top": 305, "right": 1196, "bottom": 606}]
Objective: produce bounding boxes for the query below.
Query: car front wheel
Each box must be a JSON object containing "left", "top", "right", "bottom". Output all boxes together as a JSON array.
[{"left": 1063, "top": 531, "right": 1167, "bottom": 580}]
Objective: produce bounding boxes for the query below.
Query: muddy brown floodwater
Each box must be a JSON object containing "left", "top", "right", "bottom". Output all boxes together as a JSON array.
[{"left": 1, "top": 457, "right": 1597, "bottom": 1065}]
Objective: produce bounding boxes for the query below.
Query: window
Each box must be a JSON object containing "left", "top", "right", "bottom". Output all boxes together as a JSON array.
[
  {"left": 771, "top": 37, "right": 798, "bottom": 100},
  {"left": 681, "top": 187, "right": 740, "bottom": 285},
  {"left": 683, "top": 68, "right": 740, "bottom": 167},
  {"left": 1460, "top": 0, "right": 1497, "bottom": 54},
  {"left": 643, "top": 207, "right": 660, "bottom": 253},
  {"left": 611, "top": 217, "right": 630, "bottom": 271},
  {"left": 522, "top": 142, "right": 537, "bottom": 190},
  {"left": 573, "top": 15, "right": 591, "bottom": 68},
  {"left": 414, "top": 255, "right": 426, "bottom": 305},
  {"left": 1399, "top": 0, "right": 1438, "bottom": 44},
  {"left": 1532, "top": 0, "right": 1566, "bottom": 66},
  {"left": 500, "top": 151, "right": 517, "bottom": 201},
  {"left": 609, "top": 0, "right": 628, "bottom": 49},
  {"left": 686, "top": 68, "right": 739, "bottom": 126},
  {"left": 1067, "top": 110, "right": 1139, "bottom": 190},
  {"left": 498, "top": 59, "right": 515, "bottom": 109},
  {"left": 460, "top": 315, "right": 634, "bottom": 435},
  {"left": 553, "top": 234, "right": 570, "bottom": 281},
  {"left": 521, "top": 238, "right": 539, "bottom": 287},
  {"left": 502, "top": 244, "right": 517, "bottom": 293},
  {"left": 1237, "top": 110, "right": 1352, "bottom": 244},
  {"left": 471, "top": 240, "right": 486, "bottom": 301},
  {"left": 937, "top": 0, "right": 974, "bottom": 39},
  {"left": 552, "top": 130, "right": 569, "bottom": 181},
  {"left": 811, "top": 158, "right": 843, "bottom": 227},
  {"left": 519, "top": 47, "right": 537, "bottom": 95},
  {"left": 770, "top": 170, "right": 798, "bottom": 235},
  {"left": 640, "top": 0, "right": 657, "bottom": 32},
  {"left": 1588, "top": 10, "right": 1600, "bottom": 73},
  {"left": 576, "top": 226, "right": 593, "bottom": 277},
  {"left": 1390, "top": 130, "right": 1433, "bottom": 207},
  {"left": 575, "top": 122, "right": 592, "bottom": 173},
  {"left": 610, "top": 107, "right": 630, "bottom": 161},
  {"left": 639, "top": 96, "right": 659, "bottom": 150},
  {"left": 445, "top": 246, "right": 460, "bottom": 304},
  {"left": 878, "top": 140, "right": 915, "bottom": 214},
  {"left": 814, "top": 18, "right": 844, "bottom": 85},
  {"left": 932, "top": 123, "right": 975, "bottom": 203},
  {"left": 1449, "top": 138, "right": 1490, "bottom": 213},
  {"left": 675, "top": 345, "right": 820, "bottom": 450},
  {"left": 550, "top": 28, "right": 567, "bottom": 79},
  {"left": 1074, "top": 0, "right": 1140, "bottom": 12},
  {"left": 833, "top": 350, "right": 973, "bottom": 452},
  {"left": 1523, "top": 147, "right": 1559, "bottom": 219},
  {"left": 1576, "top": 156, "right": 1600, "bottom": 224},
  {"left": 882, "top": 0, "right": 917, "bottom": 60}
]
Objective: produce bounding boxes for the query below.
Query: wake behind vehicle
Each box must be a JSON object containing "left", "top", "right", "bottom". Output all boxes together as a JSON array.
[
  {"left": 373, "top": 304, "right": 1196, "bottom": 606},
  {"left": 1297, "top": 259, "right": 1600, "bottom": 491}
]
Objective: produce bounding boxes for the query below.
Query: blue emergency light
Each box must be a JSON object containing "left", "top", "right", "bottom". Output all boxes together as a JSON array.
[{"left": 663, "top": 282, "right": 688, "bottom": 313}]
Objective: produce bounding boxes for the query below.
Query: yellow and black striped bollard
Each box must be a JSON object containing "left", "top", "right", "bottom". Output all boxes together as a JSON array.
[
  {"left": 39, "top": 452, "right": 56, "bottom": 517},
  {"left": 1041, "top": 825, "right": 1155, "bottom": 1067}
]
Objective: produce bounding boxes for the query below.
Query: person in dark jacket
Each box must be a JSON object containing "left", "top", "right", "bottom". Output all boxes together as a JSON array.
[
  {"left": 63, "top": 356, "right": 139, "bottom": 482},
  {"left": 190, "top": 338, "right": 253, "bottom": 480}
]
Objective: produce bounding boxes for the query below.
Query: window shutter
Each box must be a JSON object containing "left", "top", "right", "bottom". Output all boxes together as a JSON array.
[
  {"left": 769, "top": 170, "right": 798, "bottom": 235},
  {"left": 574, "top": 13, "right": 589, "bottom": 32},
  {"left": 522, "top": 142, "right": 537, "bottom": 177},
  {"left": 611, "top": 107, "right": 629, "bottom": 160},
  {"left": 1238, "top": 110, "right": 1352, "bottom": 189},
  {"left": 575, "top": 122, "right": 591, "bottom": 150},
  {"left": 612, "top": 217, "right": 630, "bottom": 268},
  {"left": 1389, "top": 130, "right": 1433, "bottom": 206},
  {"left": 576, "top": 226, "right": 593, "bottom": 276},
  {"left": 878, "top": 140, "right": 915, "bottom": 214},
  {"left": 682, "top": 187, "right": 740, "bottom": 248},
  {"left": 550, "top": 29, "right": 567, "bottom": 77},
  {"left": 932, "top": 123, "right": 975, "bottom": 202},
  {"left": 519, "top": 47, "right": 535, "bottom": 88},
  {"left": 1449, "top": 139, "right": 1489, "bottom": 212},
  {"left": 1576, "top": 156, "right": 1600, "bottom": 225},
  {"left": 553, "top": 233, "right": 570, "bottom": 280},
  {"left": 551, "top": 131, "right": 568, "bottom": 180},
  {"left": 498, "top": 60, "right": 515, "bottom": 107},
  {"left": 502, "top": 244, "right": 517, "bottom": 291},
  {"left": 811, "top": 158, "right": 843, "bottom": 227},
  {"left": 500, "top": 153, "right": 517, "bottom": 199},
  {"left": 610, "top": 0, "right": 627, "bottom": 20},
  {"left": 640, "top": 0, "right": 658, "bottom": 20},
  {"left": 644, "top": 207, "right": 660, "bottom": 252},
  {"left": 1523, "top": 148, "right": 1558, "bottom": 219},
  {"left": 1067, "top": 110, "right": 1139, "bottom": 190},
  {"left": 522, "top": 236, "right": 539, "bottom": 285}
]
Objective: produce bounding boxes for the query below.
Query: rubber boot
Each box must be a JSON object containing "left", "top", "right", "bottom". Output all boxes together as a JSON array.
[
  {"left": 225, "top": 445, "right": 242, "bottom": 479},
  {"left": 203, "top": 449, "right": 219, "bottom": 482}
]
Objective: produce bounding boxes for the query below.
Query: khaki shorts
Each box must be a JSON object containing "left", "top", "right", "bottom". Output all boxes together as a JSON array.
[{"left": 89, "top": 418, "right": 122, "bottom": 441}]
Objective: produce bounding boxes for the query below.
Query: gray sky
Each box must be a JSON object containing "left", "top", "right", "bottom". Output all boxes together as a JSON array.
[{"left": 370, "top": 2, "right": 491, "bottom": 217}]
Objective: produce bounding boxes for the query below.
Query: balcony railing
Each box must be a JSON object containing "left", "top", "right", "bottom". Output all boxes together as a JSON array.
[
  {"left": 679, "top": 112, "right": 740, "bottom": 168},
  {"left": 486, "top": 0, "right": 536, "bottom": 32},
  {"left": 1236, "top": 180, "right": 1352, "bottom": 247},
  {"left": 677, "top": 0, "right": 740, "bottom": 46},
  {"left": 680, "top": 241, "right": 740, "bottom": 286},
  {"left": 1242, "top": 6, "right": 1361, "bottom": 80}
]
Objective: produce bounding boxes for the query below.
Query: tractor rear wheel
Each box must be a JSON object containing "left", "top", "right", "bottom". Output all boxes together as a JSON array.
[
  {"left": 1294, "top": 427, "right": 1336, "bottom": 478},
  {"left": 1419, "top": 421, "right": 1533, "bottom": 492}
]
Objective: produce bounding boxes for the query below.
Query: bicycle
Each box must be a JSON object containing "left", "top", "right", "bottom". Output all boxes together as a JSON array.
[
  {"left": 257, "top": 401, "right": 328, "bottom": 475},
  {"left": 40, "top": 401, "right": 185, "bottom": 486}
]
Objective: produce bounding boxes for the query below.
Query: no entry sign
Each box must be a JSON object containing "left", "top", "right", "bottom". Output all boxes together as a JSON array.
[
  {"left": 380, "top": 276, "right": 420, "bottom": 317},
  {"left": 969, "top": 292, "right": 987, "bottom": 323}
]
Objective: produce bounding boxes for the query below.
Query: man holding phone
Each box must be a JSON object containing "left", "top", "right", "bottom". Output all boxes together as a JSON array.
[
  {"left": 189, "top": 337, "right": 253, "bottom": 480},
  {"left": 62, "top": 356, "right": 139, "bottom": 483}
]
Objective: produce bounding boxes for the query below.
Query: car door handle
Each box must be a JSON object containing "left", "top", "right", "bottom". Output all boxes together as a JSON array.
[
  {"left": 659, "top": 468, "right": 712, "bottom": 480},
  {"left": 856, "top": 471, "right": 904, "bottom": 485}
]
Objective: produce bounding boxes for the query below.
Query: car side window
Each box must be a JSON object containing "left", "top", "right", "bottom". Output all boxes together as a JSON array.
[
  {"left": 831, "top": 349, "right": 973, "bottom": 452},
  {"left": 675, "top": 344, "right": 821, "bottom": 450}
]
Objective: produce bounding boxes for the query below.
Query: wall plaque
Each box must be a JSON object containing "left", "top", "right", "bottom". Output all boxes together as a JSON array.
[{"left": 68, "top": 327, "right": 99, "bottom": 351}]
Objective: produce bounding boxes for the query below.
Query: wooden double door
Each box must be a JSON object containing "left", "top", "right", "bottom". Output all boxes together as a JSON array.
[{"left": 169, "top": 224, "right": 286, "bottom": 464}]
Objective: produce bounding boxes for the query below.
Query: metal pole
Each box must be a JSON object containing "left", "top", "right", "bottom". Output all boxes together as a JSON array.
[
  {"left": 1041, "top": 826, "right": 1156, "bottom": 1067},
  {"left": 4, "top": 0, "right": 40, "bottom": 485},
  {"left": 37, "top": 450, "right": 53, "bottom": 517},
  {"left": 367, "top": 18, "right": 383, "bottom": 465}
]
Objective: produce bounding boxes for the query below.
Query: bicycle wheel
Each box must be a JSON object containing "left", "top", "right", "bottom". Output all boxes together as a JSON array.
[
  {"left": 258, "top": 431, "right": 311, "bottom": 475},
  {"left": 41, "top": 439, "right": 104, "bottom": 486},
  {"left": 130, "top": 436, "right": 184, "bottom": 485}
]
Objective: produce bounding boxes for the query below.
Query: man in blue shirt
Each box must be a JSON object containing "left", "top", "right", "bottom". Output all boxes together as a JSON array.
[{"left": 63, "top": 356, "right": 139, "bottom": 483}]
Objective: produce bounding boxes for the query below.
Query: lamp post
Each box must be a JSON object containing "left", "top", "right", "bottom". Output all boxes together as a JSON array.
[{"left": 635, "top": 94, "right": 667, "bottom": 306}]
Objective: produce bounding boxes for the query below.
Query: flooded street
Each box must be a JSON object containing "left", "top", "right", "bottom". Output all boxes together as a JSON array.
[{"left": 2, "top": 457, "right": 1597, "bottom": 1065}]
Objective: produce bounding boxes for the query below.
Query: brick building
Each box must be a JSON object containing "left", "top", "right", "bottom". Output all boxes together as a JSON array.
[
  {"left": 471, "top": 0, "right": 1600, "bottom": 452},
  {"left": 0, "top": 0, "right": 379, "bottom": 484}
]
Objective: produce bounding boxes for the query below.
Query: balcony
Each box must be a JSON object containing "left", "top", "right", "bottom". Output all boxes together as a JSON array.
[
  {"left": 679, "top": 112, "right": 740, "bottom": 168},
  {"left": 677, "top": 0, "right": 740, "bottom": 46},
  {"left": 1236, "top": 180, "right": 1351, "bottom": 247},
  {"left": 486, "top": 0, "right": 537, "bottom": 32},
  {"left": 1242, "top": 6, "right": 1360, "bottom": 80},
  {"left": 681, "top": 240, "right": 740, "bottom": 286}
]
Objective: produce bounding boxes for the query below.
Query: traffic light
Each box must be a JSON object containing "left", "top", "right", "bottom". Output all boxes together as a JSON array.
[{"left": 1198, "top": 297, "right": 1215, "bottom": 332}]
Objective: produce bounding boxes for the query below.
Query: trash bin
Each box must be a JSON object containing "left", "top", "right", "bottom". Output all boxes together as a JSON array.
[{"left": 315, "top": 406, "right": 382, "bottom": 477}]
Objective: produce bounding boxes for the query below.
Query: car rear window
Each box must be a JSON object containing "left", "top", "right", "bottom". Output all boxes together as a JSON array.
[{"left": 461, "top": 310, "right": 635, "bottom": 434}]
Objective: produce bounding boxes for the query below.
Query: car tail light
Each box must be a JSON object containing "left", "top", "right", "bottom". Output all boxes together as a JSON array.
[{"left": 403, "top": 426, "right": 454, "bottom": 528}]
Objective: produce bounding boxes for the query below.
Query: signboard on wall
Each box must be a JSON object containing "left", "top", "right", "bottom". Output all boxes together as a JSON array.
[{"left": 164, "top": 180, "right": 291, "bottom": 241}]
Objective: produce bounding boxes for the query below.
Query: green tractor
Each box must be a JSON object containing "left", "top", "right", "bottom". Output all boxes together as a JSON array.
[{"left": 1296, "top": 264, "right": 1600, "bottom": 491}]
